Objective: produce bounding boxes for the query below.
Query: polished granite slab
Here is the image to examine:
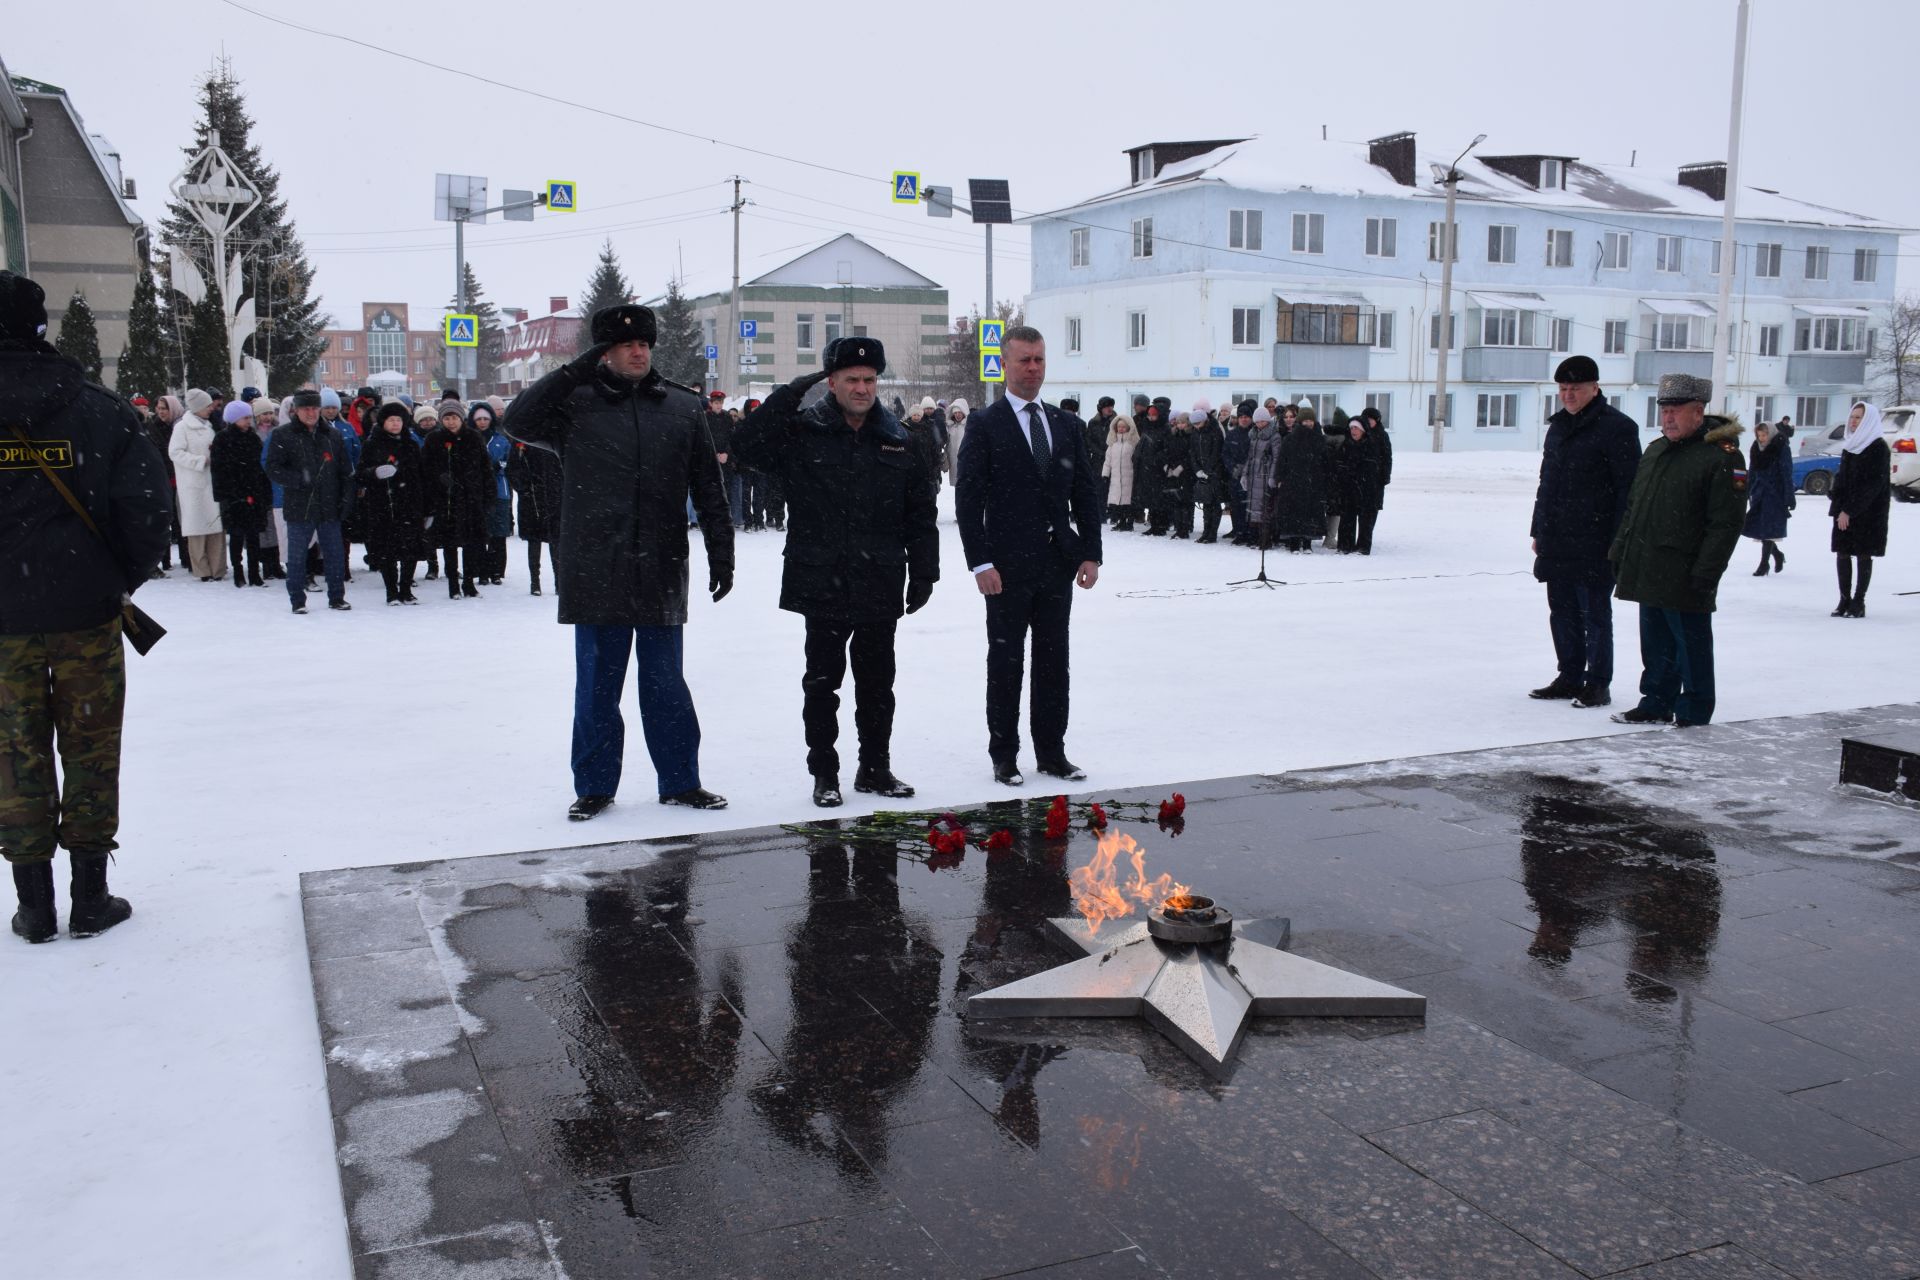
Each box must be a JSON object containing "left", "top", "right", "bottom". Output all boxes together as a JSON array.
[{"left": 305, "top": 703, "right": 1920, "bottom": 1279}]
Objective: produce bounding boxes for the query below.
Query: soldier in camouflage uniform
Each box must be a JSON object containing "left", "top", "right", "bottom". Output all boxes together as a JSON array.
[{"left": 0, "top": 271, "right": 171, "bottom": 943}]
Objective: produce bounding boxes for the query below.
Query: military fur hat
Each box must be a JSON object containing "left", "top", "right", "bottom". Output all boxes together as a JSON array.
[
  {"left": 591, "top": 303, "right": 658, "bottom": 345},
  {"left": 824, "top": 335, "right": 886, "bottom": 376},
  {"left": 1553, "top": 355, "right": 1600, "bottom": 384},
  {"left": 1098, "top": 396, "right": 1116, "bottom": 410},
  {"left": 290, "top": 388, "right": 322, "bottom": 409},
  {"left": 0, "top": 270, "right": 49, "bottom": 342},
  {"left": 1656, "top": 373, "right": 1712, "bottom": 405}
]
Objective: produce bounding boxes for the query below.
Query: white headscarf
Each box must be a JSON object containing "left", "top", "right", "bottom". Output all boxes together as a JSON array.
[{"left": 1842, "top": 401, "right": 1885, "bottom": 455}]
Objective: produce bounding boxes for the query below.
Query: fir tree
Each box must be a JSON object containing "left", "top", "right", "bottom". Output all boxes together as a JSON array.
[
  {"left": 944, "top": 301, "right": 1023, "bottom": 407},
  {"left": 445, "top": 262, "right": 506, "bottom": 394},
  {"left": 162, "top": 59, "right": 329, "bottom": 396},
  {"left": 577, "top": 239, "right": 631, "bottom": 354},
  {"left": 651, "top": 276, "right": 705, "bottom": 387},
  {"left": 55, "top": 290, "right": 104, "bottom": 382},
  {"left": 117, "top": 258, "right": 173, "bottom": 398},
  {"left": 184, "top": 292, "right": 230, "bottom": 392}
]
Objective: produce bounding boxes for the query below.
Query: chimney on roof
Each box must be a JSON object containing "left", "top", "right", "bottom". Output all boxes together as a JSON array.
[
  {"left": 549, "top": 296, "right": 568, "bottom": 314},
  {"left": 1678, "top": 162, "right": 1727, "bottom": 201},
  {"left": 1368, "top": 132, "right": 1417, "bottom": 188},
  {"left": 504, "top": 307, "right": 527, "bottom": 324}
]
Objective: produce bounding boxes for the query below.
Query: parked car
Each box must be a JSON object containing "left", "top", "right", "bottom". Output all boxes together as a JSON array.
[{"left": 1794, "top": 453, "right": 1842, "bottom": 495}]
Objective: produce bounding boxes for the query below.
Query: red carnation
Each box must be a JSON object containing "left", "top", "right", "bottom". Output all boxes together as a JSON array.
[
  {"left": 984, "top": 829, "right": 1013, "bottom": 851},
  {"left": 1088, "top": 803, "right": 1108, "bottom": 830}
]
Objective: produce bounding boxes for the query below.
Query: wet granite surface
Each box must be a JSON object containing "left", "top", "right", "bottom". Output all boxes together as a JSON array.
[{"left": 304, "top": 704, "right": 1920, "bottom": 1279}]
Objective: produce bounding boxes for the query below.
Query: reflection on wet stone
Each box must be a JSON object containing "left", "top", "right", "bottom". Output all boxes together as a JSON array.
[{"left": 304, "top": 706, "right": 1920, "bottom": 1277}]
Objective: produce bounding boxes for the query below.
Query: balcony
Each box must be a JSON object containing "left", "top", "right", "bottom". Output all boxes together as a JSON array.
[
  {"left": 1786, "top": 352, "right": 1868, "bottom": 388},
  {"left": 1461, "top": 346, "right": 1550, "bottom": 382},
  {"left": 1633, "top": 349, "right": 1714, "bottom": 387},
  {"left": 1272, "top": 343, "right": 1371, "bottom": 382}
]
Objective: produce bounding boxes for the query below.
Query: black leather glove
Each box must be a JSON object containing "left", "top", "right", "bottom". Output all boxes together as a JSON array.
[
  {"left": 564, "top": 342, "right": 613, "bottom": 383},
  {"left": 710, "top": 565, "right": 733, "bottom": 602},
  {"left": 905, "top": 579, "right": 933, "bottom": 614},
  {"left": 785, "top": 369, "right": 830, "bottom": 397}
]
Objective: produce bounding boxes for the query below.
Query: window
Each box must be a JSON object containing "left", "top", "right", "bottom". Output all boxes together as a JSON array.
[
  {"left": 703, "top": 318, "right": 718, "bottom": 346},
  {"left": 1365, "top": 217, "right": 1397, "bottom": 258},
  {"left": 413, "top": 360, "right": 424, "bottom": 374},
  {"left": 1231, "top": 306, "right": 1262, "bottom": 346},
  {"left": 1364, "top": 392, "right": 1391, "bottom": 426},
  {"left": 1758, "top": 324, "right": 1782, "bottom": 357},
  {"left": 1602, "top": 231, "right": 1631, "bottom": 270},
  {"left": 317, "top": 359, "right": 330, "bottom": 375},
  {"left": 1754, "top": 242, "right": 1782, "bottom": 277},
  {"left": 1646, "top": 396, "right": 1660, "bottom": 428},
  {"left": 1427, "top": 393, "right": 1454, "bottom": 426},
  {"left": 1486, "top": 224, "right": 1517, "bottom": 264},
  {"left": 1545, "top": 228, "right": 1574, "bottom": 267},
  {"left": 795, "top": 314, "right": 814, "bottom": 350},
  {"left": 368, "top": 326, "right": 404, "bottom": 378},
  {"left": 1653, "top": 316, "right": 1699, "bottom": 351},
  {"left": 1476, "top": 393, "right": 1519, "bottom": 429},
  {"left": 1805, "top": 245, "right": 1830, "bottom": 280},
  {"left": 413, "top": 337, "right": 424, "bottom": 352},
  {"left": 1754, "top": 394, "right": 1777, "bottom": 423},
  {"left": 1428, "top": 312, "right": 1458, "bottom": 350},
  {"left": 1656, "top": 235, "right": 1683, "bottom": 273},
  {"left": 1551, "top": 317, "right": 1572, "bottom": 353},
  {"left": 342, "top": 335, "right": 356, "bottom": 353},
  {"left": 1069, "top": 227, "right": 1090, "bottom": 268},
  {"left": 852, "top": 325, "right": 868, "bottom": 338},
  {"left": 1480, "top": 308, "right": 1540, "bottom": 348},
  {"left": 1608, "top": 395, "right": 1623, "bottom": 410},
  {"left": 1230, "top": 209, "right": 1264, "bottom": 251},
  {"left": 1603, "top": 320, "right": 1628, "bottom": 354},
  {"left": 1131, "top": 217, "right": 1154, "bottom": 259},
  {"left": 1065, "top": 315, "right": 1082, "bottom": 355},
  {"left": 1795, "top": 395, "right": 1829, "bottom": 427},
  {"left": 1279, "top": 303, "right": 1374, "bottom": 345},
  {"left": 1544, "top": 398, "right": 1558, "bottom": 426},
  {"left": 342, "top": 360, "right": 355, "bottom": 376},
  {"left": 1539, "top": 159, "right": 1565, "bottom": 190},
  {"left": 1794, "top": 316, "right": 1867, "bottom": 352},
  {"left": 1127, "top": 310, "right": 1147, "bottom": 349},
  {"left": 824, "top": 313, "right": 843, "bottom": 345},
  {"left": 1711, "top": 240, "right": 1723, "bottom": 275},
  {"left": 1297, "top": 393, "right": 1339, "bottom": 423},
  {"left": 1290, "top": 212, "right": 1323, "bottom": 254},
  {"left": 1854, "top": 248, "right": 1880, "bottom": 282},
  {"left": 1427, "top": 221, "right": 1458, "bottom": 262},
  {"left": 1372, "top": 311, "right": 1395, "bottom": 350}
]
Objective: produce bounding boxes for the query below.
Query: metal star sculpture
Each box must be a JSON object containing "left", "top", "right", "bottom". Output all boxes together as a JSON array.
[{"left": 968, "top": 911, "right": 1424, "bottom": 1079}]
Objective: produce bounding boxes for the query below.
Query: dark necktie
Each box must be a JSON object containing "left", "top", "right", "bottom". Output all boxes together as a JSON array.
[{"left": 1026, "top": 402, "right": 1049, "bottom": 474}]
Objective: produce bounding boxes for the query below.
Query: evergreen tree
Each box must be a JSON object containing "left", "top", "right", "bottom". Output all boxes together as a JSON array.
[
  {"left": 184, "top": 292, "right": 230, "bottom": 392},
  {"left": 652, "top": 276, "right": 705, "bottom": 387},
  {"left": 577, "top": 239, "right": 631, "bottom": 354},
  {"left": 54, "top": 290, "right": 104, "bottom": 382},
  {"left": 447, "top": 262, "right": 506, "bottom": 393},
  {"left": 117, "top": 258, "right": 172, "bottom": 398},
  {"left": 162, "top": 59, "right": 329, "bottom": 396}
]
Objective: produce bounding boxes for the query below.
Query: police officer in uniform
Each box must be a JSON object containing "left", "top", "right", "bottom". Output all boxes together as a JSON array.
[{"left": 734, "top": 338, "right": 938, "bottom": 807}]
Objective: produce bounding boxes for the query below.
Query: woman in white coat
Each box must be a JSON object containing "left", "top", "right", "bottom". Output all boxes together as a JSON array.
[
  {"left": 1101, "top": 415, "right": 1140, "bottom": 529},
  {"left": 169, "top": 387, "right": 226, "bottom": 580},
  {"left": 943, "top": 398, "right": 970, "bottom": 493}
]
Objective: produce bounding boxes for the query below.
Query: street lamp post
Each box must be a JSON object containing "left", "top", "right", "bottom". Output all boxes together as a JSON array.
[{"left": 1431, "top": 133, "right": 1485, "bottom": 453}]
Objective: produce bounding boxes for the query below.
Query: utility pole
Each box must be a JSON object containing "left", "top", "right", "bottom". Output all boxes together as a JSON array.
[
  {"left": 1710, "top": 0, "right": 1752, "bottom": 416},
  {"left": 450, "top": 189, "right": 547, "bottom": 402},
  {"left": 984, "top": 224, "right": 995, "bottom": 402},
  {"left": 727, "top": 176, "right": 745, "bottom": 394},
  {"left": 1431, "top": 133, "right": 1485, "bottom": 453}
]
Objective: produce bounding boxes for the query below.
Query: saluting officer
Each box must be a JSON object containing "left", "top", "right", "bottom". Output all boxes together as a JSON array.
[{"left": 734, "top": 338, "right": 939, "bottom": 807}]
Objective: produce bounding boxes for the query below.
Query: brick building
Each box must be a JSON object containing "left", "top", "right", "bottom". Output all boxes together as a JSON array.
[{"left": 314, "top": 302, "right": 443, "bottom": 402}]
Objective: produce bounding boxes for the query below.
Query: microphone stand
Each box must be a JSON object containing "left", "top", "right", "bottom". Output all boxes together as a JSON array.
[{"left": 1228, "top": 520, "right": 1282, "bottom": 590}]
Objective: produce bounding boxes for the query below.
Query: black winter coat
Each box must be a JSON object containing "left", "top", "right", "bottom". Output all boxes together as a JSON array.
[
  {"left": 1161, "top": 428, "right": 1194, "bottom": 500},
  {"left": 0, "top": 346, "right": 171, "bottom": 634},
  {"left": 1190, "top": 420, "right": 1227, "bottom": 504},
  {"left": 1134, "top": 421, "right": 1166, "bottom": 504},
  {"left": 1083, "top": 411, "right": 1114, "bottom": 477},
  {"left": 1530, "top": 397, "right": 1642, "bottom": 583},
  {"left": 503, "top": 364, "right": 732, "bottom": 627},
  {"left": 903, "top": 418, "right": 946, "bottom": 495},
  {"left": 210, "top": 424, "right": 272, "bottom": 533},
  {"left": 264, "top": 419, "right": 356, "bottom": 526},
  {"left": 1830, "top": 439, "right": 1891, "bottom": 557},
  {"left": 1741, "top": 432, "right": 1793, "bottom": 542},
  {"left": 1222, "top": 424, "right": 1251, "bottom": 499},
  {"left": 1334, "top": 430, "right": 1384, "bottom": 515},
  {"left": 1273, "top": 425, "right": 1328, "bottom": 538},
  {"left": 734, "top": 385, "right": 938, "bottom": 623},
  {"left": 705, "top": 411, "right": 735, "bottom": 472},
  {"left": 1365, "top": 424, "right": 1393, "bottom": 509},
  {"left": 419, "top": 426, "right": 492, "bottom": 550},
  {"left": 505, "top": 438, "right": 563, "bottom": 543},
  {"left": 354, "top": 429, "right": 428, "bottom": 561}
]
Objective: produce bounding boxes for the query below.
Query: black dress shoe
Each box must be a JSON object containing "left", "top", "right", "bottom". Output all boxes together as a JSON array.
[
  {"left": 660, "top": 787, "right": 728, "bottom": 810},
  {"left": 1035, "top": 757, "right": 1087, "bottom": 781},
  {"left": 568, "top": 794, "right": 614, "bottom": 821},
  {"left": 1528, "top": 678, "right": 1580, "bottom": 700},
  {"left": 992, "top": 760, "right": 1025, "bottom": 786},
  {"left": 1571, "top": 685, "right": 1610, "bottom": 708},
  {"left": 1609, "top": 707, "right": 1674, "bottom": 725},
  {"left": 853, "top": 766, "right": 915, "bottom": 798},
  {"left": 1673, "top": 718, "right": 1709, "bottom": 728},
  {"left": 328, "top": 600, "right": 351, "bottom": 611},
  {"left": 812, "top": 776, "right": 844, "bottom": 807}
]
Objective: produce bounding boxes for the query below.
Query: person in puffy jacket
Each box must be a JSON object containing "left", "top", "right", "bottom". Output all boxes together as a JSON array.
[
  {"left": 354, "top": 402, "right": 429, "bottom": 604},
  {"left": 210, "top": 400, "right": 271, "bottom": 587},
  {"left": 263, "top": 388, "right": 357, "bottom": 613},
  {"left": 420, "top": 402, "right": 493, "bottom": 599}
]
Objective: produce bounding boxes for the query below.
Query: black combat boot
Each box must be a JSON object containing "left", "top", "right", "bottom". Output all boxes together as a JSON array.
[
  {"left": 67, "top": 853, "right": 132, "bottom": 939},
  {"left": 11, "top": 862, "right": 57, "bottom": 944},
  {"left": 812, "top": 775, "right": 844, "bottom": 807},
  {"left": 853, "top": 765, "right": 914, "bottom": 799}
]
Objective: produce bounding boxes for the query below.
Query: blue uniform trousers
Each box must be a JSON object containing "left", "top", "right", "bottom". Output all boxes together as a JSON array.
[
  {"left": 1634, "top": 606, "right": 1716, "bottom": 725},
  {"left": 1545, "top": 575, "right": 1614, "bottom": 687},
  {"left": 572, "top": 625, "right": 702, "bottom": 798}
]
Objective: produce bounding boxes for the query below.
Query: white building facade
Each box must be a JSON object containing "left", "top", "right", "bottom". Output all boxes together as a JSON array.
[{"left": 1022, "top": 134, "right": 1906, "bottom": 447}]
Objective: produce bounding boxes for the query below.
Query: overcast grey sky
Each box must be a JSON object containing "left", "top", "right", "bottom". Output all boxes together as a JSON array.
[{"left": 10, "top": 0, "right": 1916, "bottom": 326}]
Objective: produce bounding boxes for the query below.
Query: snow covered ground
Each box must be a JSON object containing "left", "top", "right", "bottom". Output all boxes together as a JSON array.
[{"left": 3, "top": 450, "right": 1915, "bottom": 1278}]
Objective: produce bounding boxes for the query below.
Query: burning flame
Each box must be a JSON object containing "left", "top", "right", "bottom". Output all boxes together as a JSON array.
[{"left": 1069, "top": 828, "right": 1189, "bottom": 934}]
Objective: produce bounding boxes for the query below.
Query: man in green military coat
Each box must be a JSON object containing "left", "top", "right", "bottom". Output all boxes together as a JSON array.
[{"left": 1608, "top": 373, "right": 1746, "bottom": 727}]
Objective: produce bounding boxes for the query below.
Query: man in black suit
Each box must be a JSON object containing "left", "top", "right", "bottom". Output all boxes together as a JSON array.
[{"left": 955, "top": 326, "right": 1104, "bottom": 786}]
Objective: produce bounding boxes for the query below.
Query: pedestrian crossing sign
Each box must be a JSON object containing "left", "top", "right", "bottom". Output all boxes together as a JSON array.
[
  {"left": 545, "top": 180, "right": 576, "bottom": 212},
  {"left": 891, "top": 171, "right": 920, "bottom": 204},
  {"left": 980, "top": 351, "right": 1004, "bottom": 382},
  {"left": 444, "top": 314, "right": 479, "bottom": 347},
  {"left": 978, "top": 321, "right": 1004, "bottom": 351}
]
